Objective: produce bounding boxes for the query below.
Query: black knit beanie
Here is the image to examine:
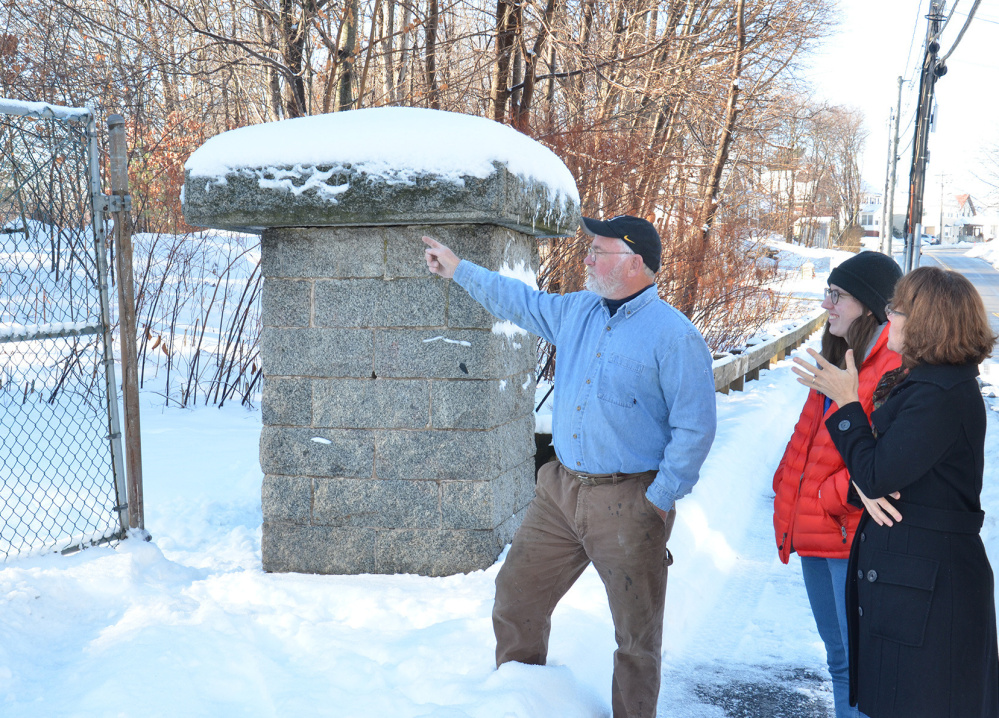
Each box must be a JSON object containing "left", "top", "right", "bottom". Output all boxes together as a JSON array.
[{"left": 827, "top": 251, "right": 902, "bottom": 324}]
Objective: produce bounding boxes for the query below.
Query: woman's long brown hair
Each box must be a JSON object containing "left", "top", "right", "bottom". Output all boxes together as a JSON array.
[{"left": 820, "top": 310, "right": 882, "bottom": 369}]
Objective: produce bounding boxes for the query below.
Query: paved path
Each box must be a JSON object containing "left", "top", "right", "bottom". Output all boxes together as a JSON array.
[{"left": 921, "top": 247, "right": 999, "bottom": 334}]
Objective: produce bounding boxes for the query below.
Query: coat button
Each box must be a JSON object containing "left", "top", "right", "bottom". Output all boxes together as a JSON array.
[
  {"left": 860, "top": 532, "right": 866, "bottom": 542},
  {"left": 858, "top": 606, "right": 864, "bottom": 617},
  {"left": 838, "top": 419, "right": 851, "bottom": 431},
  {"left": 857, "top": 570, "right": 864, "bottom": 580},
  {"left": 867, "top": 570, "right": 878, "bottom": 582}
]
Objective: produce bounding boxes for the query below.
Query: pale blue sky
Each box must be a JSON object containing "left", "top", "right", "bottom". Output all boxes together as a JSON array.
[{"left": 802, "top": 0, "right": 999, "bottom": 205}]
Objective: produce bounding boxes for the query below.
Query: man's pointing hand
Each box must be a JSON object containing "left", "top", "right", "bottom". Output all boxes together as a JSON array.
[{"left": 423, "top": 235, "right": 461, "bottom": 279}]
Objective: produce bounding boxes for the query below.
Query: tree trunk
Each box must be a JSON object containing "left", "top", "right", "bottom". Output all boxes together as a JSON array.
[
  {"left": 381, "top": 0, "right": 395, "bottom": 102},
  {"left": 512, "top": 0, "right": 558, "bottom": 133},
  {"left": 425, "top": 0, "right": 440, "bottom": 108},
  {"left": 396, "top": 1, "right": 412, "bottom": 102},
  {"left": 676, "top": 0, "right": 746, "bottom": 318},
  {"left": 488, "top": 0, "right": 520, "bottom": 122},
  {"left": 336, "top": 0, "right": 359, "bottom": 110},
  {"left": 279, "top": 0, "right": 308, "bottom": 117}
]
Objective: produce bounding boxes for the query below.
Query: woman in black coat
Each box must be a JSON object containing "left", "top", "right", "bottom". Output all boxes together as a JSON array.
[{"left": 794, "top": 266, "right": 999, "bottom": 718}]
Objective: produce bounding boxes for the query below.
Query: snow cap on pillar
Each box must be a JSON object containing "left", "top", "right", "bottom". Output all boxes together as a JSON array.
[{"left": 182, "top": 107, "right": 581, "bottom": 237}]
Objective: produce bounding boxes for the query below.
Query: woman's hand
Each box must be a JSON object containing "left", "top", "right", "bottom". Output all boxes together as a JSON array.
[
  {"left": 853, "top": 481, "right": 902, "bottom": 527},
  {"left": 792, "top": 348, "right": 860, "bottom": 408}
]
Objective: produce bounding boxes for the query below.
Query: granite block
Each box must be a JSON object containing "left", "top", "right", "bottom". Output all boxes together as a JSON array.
[
  {"left": 314, "top": 278, "right": 446, "bottom": 328},
  {"left": 261, "top": 327, "right": 373, "bottom": 378},
  {"left": 262, "top": 523, "right": 377, "bottom": 574},
  {"left": 260, "top": 426, "right": 373, "bottom": 478},
  {"left": 312, "top": 378, "right": 429, "bottom": 429},
  {"left": 262, "top": 376, "right": 312, "bottom": 426},
  {"left": 313, "top": 478, "right": 440, "bottom": 528}
]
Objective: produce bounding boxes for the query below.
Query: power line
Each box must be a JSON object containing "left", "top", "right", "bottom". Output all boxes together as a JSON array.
[
  {"left": 903, "top": 0, "right": 928, "bottom": 82},
  {"left": 940, "top": 0, "right": 984, "bottom": 63},
  {"left": 935, "top": 0, "right": 961, "bottom": 38}
]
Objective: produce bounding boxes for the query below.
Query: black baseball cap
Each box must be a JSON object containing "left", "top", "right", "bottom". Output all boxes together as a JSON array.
[{"left": 581, "top": 215, "right": 662, "bottom": 273}]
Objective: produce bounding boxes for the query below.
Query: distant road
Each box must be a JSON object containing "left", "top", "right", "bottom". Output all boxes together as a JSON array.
[{"left": 920, "top": 246, "right": 999, "bottom": 335}]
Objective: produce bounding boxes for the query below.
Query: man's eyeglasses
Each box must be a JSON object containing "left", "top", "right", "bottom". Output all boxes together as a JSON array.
[
  {"left": 823, "top": 287, "right": 852, "bottom": 305},
  {"left": 586, "top": 247, "right": 633, "bottom": 260},
  {"left": 885, "top": 303, "right": 907, "bottom": 319}
]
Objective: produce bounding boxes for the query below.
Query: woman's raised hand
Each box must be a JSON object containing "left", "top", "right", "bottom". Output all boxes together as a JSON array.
[{"left": 792, "top": 348, "right": 860, "bottom": 408}]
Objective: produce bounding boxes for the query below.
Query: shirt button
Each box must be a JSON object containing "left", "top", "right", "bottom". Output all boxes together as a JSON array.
[
  {"left": 596, "top": 352, "right": 601, "bottom": 358},
  {"left": 576, "top": 461, "right": 581, "bottom": 466},
  {"left": 576, "top": 406, "right": 581, "bottom": 411},
  {"left": 838, "top": 419, "right": 851, "bottom": 431},
  {"left": 586, "top": 379, "right": 591, "bottom": 384},
  {"left": 573, "top": 434, "right": 577, "bottom": 439},
  {"left": 867, "top": 570, "right": 878, "bottom": 582},
  {"left": 606, "top": 326, "right": 611, "bottom": 331}
]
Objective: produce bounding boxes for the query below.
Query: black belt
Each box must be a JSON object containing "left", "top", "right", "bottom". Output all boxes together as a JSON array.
[
  {"left": 893, "top": 500, "right": 984, "bottom": 535},
  {"left": 559, "top": 460, "right": 657, "bottom": 487}
]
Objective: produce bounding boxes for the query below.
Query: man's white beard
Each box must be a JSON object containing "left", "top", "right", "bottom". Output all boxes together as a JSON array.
[{"left": 586, "top": 263, "right": 627, "bottom": 298}]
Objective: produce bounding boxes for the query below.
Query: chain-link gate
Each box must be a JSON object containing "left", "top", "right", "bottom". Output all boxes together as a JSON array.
[{"left": 0, "top": 99, "right": 127, "bottom": 560}]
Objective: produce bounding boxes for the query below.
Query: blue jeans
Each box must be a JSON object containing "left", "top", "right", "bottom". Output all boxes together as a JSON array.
[{"left": 800, "top": 556, "right": 869, "bottom": 718}]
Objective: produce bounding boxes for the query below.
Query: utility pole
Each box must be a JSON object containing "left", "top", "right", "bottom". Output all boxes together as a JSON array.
[
  {"left": 904, "top": 1, "right": 948, "bottom": 272},
  {"left": 883, "top": 76, "right": 903, "bottom": 257},
  {"left": 880, "top": 106, "right": 894, "bottom": 254},
  {"left": 939, "top": 173, "right": 945, "bottom": 243}
]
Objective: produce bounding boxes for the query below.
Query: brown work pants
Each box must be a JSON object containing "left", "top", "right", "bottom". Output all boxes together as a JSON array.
[{"left": 493, "top": 460, "right": 675, "bottom": 718}]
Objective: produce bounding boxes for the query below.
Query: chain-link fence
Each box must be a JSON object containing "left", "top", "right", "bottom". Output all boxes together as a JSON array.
[{"left": 0, "top": 100, "right": 127, "bottom": 560}]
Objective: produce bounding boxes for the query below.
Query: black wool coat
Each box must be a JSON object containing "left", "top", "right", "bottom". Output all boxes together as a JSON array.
[{"left": 827, "top": 362, "right": 999, "bottom": 718}]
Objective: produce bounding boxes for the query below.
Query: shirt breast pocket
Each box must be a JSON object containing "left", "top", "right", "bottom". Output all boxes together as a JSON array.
[{"left": 597, "top": 353, "right": 645, "bottom": 409}]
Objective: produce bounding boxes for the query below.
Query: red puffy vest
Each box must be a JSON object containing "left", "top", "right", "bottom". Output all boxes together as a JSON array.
[{"left": 772, "top": 326, "right": 901, "bottom": 563}]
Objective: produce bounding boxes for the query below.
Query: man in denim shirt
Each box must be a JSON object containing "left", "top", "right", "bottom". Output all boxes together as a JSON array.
[{"left": 423, "top": 215, "right": 716, "bottom": 718}]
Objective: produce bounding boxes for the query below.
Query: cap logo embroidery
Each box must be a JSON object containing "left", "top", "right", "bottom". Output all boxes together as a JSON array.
[{"left": 622, "top": 234, "right": 635, "bottom": 244}]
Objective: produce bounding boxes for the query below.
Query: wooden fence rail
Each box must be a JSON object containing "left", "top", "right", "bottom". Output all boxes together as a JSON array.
[{"left": 711, "top": 309, "right": 828, "bottom": 393}]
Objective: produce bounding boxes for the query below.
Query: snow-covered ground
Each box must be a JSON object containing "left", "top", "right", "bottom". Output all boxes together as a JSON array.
[
  {"left": 3, "top": 240, "right": 999, "bottom": 717},
  {"left": 966, "top": 240, "right": 999, "bottom": 270}
]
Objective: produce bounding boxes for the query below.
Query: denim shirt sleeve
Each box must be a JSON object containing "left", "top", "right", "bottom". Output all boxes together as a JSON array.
[
  {"left": 452, "top": 260, "right": 564, "bottom": 344},
  {"left": 644, "top": 331, "right": 717, "bottom": 510}
]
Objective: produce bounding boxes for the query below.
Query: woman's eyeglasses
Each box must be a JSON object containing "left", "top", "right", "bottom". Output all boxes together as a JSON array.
[
  {"left": 823, "top": 287, "right": 851, "bottom": 305},
  {"left": 885, "top": 303, "right": 907, "bottom": 319}
]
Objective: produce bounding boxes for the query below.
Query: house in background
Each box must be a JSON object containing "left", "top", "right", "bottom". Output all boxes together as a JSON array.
[
  {"left": 922, "top": 193, "right": 982, "bottom": 243},
  {"left": 858, "top": 190, "right": 884, "bottom": 238}
]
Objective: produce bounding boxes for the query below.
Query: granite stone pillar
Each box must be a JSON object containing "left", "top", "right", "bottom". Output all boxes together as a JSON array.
[{"left": 182, "top": 108, "right": 580, "bottom": 576}]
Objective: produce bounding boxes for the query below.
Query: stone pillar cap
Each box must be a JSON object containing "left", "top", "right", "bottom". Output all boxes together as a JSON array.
[{"left": 183, "top": 107, "right": 580, "bottom": 237}]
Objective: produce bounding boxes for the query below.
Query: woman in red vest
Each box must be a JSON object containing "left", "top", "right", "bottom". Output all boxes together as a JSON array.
[{"left": 772, "top": 251, "right": 902, "bottom": 718}]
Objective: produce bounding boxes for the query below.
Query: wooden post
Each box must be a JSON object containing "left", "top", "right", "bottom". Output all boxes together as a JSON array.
[{"left": 107, "top": 114, "right": 144, "bottom": 531}]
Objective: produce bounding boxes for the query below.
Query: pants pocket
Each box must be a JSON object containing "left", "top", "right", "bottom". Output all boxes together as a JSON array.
[{"left": 865, "top": 549, "right": 939, "bottom": 646}]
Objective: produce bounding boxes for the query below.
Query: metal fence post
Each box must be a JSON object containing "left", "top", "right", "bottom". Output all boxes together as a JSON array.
[
  {"left": 107, "top": 115, "right": 144, "bottom": 531},
  {"left": 86, "top": 113, "right": 130, "bottom": 535}
]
